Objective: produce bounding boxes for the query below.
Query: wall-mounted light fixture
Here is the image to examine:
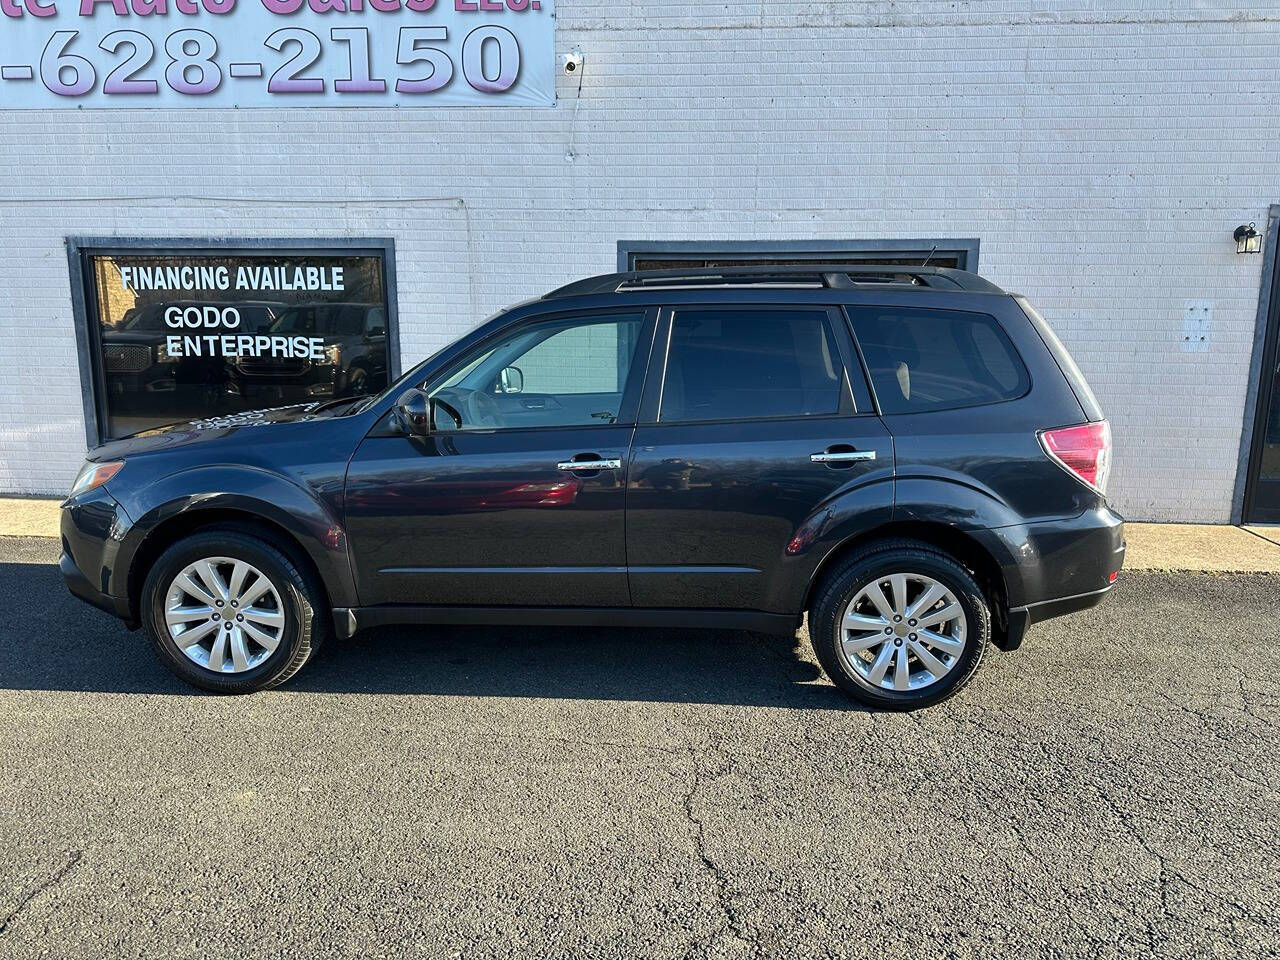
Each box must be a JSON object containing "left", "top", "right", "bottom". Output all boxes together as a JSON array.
[{"left": 1234, "top": 222, "right": 1262, "bottom": 254}]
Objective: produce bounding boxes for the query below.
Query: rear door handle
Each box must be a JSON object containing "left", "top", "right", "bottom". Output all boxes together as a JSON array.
[
  {"left": 810, "top": 448, "right": 876, "bottom": 464},
  {"left": 557, "top": 457, "right": 622, "bottom": 472}
]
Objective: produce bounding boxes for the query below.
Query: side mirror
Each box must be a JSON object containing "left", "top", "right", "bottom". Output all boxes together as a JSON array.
[
  {"left": 393, "top": 389, "right": 432, "bottom": 437},
  {"left": 394, "top": 389, "right": 462, "bottom": 436},
  {"left": 498, "top": 365, "right": 524, "bottom": 394}
]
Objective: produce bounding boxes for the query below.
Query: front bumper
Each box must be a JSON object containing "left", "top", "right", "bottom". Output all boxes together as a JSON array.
[{"left": 60, "top": 487, "right": 136, "bottom": 625}]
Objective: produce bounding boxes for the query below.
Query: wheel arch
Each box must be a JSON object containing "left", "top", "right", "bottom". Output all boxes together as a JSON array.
[
  {"left": 801, "top": 521, "right": 1014, "bottom": 647},
  {"left": 124, "top": 504, "right": 348, "bottom": 623}
]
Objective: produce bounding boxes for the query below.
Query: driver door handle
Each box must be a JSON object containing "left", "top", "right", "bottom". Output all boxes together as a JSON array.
[
  {"left": 557, "top": 457, "right": 622, "bottom": 472},
  {"left": 810, "top": 447, "right": 876, "bottom": 464}
]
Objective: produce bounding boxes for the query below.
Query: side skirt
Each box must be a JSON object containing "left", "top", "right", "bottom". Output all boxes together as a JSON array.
[{"left": 331, "top": 606, "right": 800, "bottom": 640}]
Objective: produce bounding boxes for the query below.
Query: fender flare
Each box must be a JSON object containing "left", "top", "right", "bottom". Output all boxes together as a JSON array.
[
  {"left": 116, "top": 464, "right": 358, "bottom": 612},
  {"left": 893, "top": 472, "right": 1024, "bottom": 531},
  {"left": 781, "top": 473, "right": 1036, "bottom": 615}
]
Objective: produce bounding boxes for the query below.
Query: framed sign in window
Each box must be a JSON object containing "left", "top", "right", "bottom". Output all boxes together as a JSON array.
[{"left": 67, "top": 238, "right": 399, "bottom": 446}]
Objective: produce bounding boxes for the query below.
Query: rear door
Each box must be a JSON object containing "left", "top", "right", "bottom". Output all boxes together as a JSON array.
[{"left": 625, "top": 304, "right": 894, "bottom": 613}]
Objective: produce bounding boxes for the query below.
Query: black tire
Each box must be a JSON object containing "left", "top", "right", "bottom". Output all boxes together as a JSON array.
[
  {"left": 141, "top": 529, "right": 328, "bottom": 694},
  {"left": 809, "top": 539, "right": 991, "bottom": 710}
]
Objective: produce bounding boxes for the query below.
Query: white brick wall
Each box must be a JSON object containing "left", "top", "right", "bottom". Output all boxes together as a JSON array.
[{"left": 2, "top": 1, "right": 1278, "bottom": 521}]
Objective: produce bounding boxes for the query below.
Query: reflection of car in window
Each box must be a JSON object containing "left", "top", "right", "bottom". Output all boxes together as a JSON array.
[
  {"left": 115, "top": 302, "right": 281, "bottom": 333},
  {"left": 101, "top": 301, "right": 285, "bottom": 427},
  {"left": 228, "top": 302, "right": 388, "bottom": 403}
]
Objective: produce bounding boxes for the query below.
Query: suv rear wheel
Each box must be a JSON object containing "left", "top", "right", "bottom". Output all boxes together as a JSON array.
[
  {"left": 809, "top": 539, "right": 990, "bottom": 710},
  {"left": 141, "top": 529, "right": 326, "bottom": 693}
]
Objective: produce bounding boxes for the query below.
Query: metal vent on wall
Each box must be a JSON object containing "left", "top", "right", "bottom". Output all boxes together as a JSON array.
[{"left": 632, "top": 255, "right": 964, "bottom": 271}]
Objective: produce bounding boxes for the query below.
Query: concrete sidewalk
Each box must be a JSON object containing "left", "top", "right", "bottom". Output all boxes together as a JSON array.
[
  {"left": 1125, "top": 522, "right": 1280, "bottom": 573},
  {"left": 0, "top": 497, "right": 62, "bottom": 539},
  {"left": 4, "top": 495, "right": 1278, "bottom": 573}
]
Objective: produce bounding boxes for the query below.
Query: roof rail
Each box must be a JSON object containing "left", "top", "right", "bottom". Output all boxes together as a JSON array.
[{"left": 544, "top": 264, "right": 1006, "bottom": 298}]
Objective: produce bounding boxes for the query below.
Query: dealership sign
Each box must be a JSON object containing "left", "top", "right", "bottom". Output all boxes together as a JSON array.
[
  {"left": 0, "top": 0, "right": 553, "bottom": 108},
  {"left": 75, "top": 243, "right": 397, "bottom": 441}
]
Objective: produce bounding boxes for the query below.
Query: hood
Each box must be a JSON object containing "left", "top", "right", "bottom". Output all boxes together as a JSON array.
[{"left": 89, "top": 402, "right": 336, "bottom": 460}]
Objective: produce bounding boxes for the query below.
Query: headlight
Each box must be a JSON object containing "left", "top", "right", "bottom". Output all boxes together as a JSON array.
[
  {"left": 69, "top": 460, "right": 124, "bottom": 498},
  {"left": 156, "top": 340, "right": 176, "bottom": 362},
  {"left": 324, "top": 343, "right": 342, "bottom": 366}
]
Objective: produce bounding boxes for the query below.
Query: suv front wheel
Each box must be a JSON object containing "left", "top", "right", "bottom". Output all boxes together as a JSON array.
[
  {"left": 141, "top": 529, "right": 326, "bottom": 693},
  {"left": 809, "top": 540, "right": 990, "bottom": 710}
]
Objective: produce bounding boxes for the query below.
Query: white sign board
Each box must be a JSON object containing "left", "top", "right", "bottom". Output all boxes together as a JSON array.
[{"left": 0, "top": 0, "right": 554, "bottom": 108}]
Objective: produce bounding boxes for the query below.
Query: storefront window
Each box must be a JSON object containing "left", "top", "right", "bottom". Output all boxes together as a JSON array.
[{"left": 83, "top": 248, "right": 393, "bottom": 439}]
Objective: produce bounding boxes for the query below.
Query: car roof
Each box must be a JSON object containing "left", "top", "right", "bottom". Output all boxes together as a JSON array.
[{"left": 542, "top": 264, "right": 1006, "bottom": 299}]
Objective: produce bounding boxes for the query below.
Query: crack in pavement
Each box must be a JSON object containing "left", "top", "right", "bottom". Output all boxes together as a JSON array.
[
  {"left": 1236, "top": 678, "right": 1278, "bottom": 728},
  {"left": 1091, "top": 782, "right": 1274, "bottom": 942},
  {"left": 1151, "top": 690, "right": 1271, "bottom": 749},
  {"left": 0, "top": 850, "right": 82, "bottom": 936},
  {"left": 679, "top": 740, "right": 761, "bottom": 960}
]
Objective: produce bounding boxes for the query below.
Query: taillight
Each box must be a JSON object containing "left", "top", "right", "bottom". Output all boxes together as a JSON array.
[{"left": 1038, "top": 421, "right": 1112, "bottom": 494}]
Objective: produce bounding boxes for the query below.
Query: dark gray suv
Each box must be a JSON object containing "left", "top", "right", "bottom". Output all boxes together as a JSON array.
[{"left": 61, "top": 265, "right": 1124, "bottom": 709}]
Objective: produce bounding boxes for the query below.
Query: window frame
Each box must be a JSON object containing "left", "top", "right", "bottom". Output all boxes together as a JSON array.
[
  {"left": 419, "top": 306, "right": 659, "bottom": 434},
  {"left": 66, "top": 236, "right": 399, "bottom": 447},
  {"left": 842, "top": 303, "right": 1033, "bottom": 416},
  {"left": 638, "top": 304, "right": 873, "bottom": 427}
]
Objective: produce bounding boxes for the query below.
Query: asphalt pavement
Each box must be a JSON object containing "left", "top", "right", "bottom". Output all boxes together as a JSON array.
[{"left": 0, "top": 534, "right": 1277, "bottom": 959}]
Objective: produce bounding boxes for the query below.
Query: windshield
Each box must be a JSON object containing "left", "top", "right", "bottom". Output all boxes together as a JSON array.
[
  {"left": 357, "top": 305, "right": 512, "bottom": 411},
  {"left": 117, "top": 306, "right": 168, "bottom": 331},
  {"left": 357, "top": 355, "right": 434, "bottom": 412}
]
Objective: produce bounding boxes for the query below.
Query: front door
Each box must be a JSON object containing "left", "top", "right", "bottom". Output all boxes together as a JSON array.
[
  {"left": 626, "top": 304, "right": 893, "bottom": 612},
  {"left": 345, "top": 309, "right": 655, "bottom": 607}
]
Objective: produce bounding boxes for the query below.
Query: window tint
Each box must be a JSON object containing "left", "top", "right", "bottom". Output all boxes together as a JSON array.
[
  {"left": 429, "top": 313, "right": 645, "bottom": 431},
  {"left": 850, "top": 307, "right": 1029, "bottom": 414},
  {"left": 660, "top": 309, "right": 843, "bottom": 422}
]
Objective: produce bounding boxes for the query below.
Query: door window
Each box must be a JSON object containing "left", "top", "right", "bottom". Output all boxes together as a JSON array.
[
  {"left": 429, "top": 313, "right": 646, "bottom": 430},
  {"left": 849, "top": 306, "right": 1029, "bottom": 414},
  {"left": 514, "top": 323, "right": 629, "bottom": 395},
  {"left": 659, "top": 309, "right": 844, "bottom": 422}
]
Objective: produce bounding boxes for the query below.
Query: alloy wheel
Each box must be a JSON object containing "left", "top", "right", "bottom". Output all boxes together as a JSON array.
[
  {"left": 163, "top": 556, "right": 285, "bottom": 674},
  {"left": 837, "top": 572, "right": 967, "bottom": 692}
]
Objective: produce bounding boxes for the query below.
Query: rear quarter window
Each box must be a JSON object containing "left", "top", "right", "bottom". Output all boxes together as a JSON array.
[{"left": 848, "top": 306, "right": 1030, "bottom": 414}]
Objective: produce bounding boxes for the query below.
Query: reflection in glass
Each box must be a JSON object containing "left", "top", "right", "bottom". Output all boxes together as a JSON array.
[{"left": 91, "top": 253, "right": 389, "bottom": 439}]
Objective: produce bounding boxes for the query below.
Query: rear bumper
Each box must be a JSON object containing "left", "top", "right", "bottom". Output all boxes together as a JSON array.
[
  {"left": 1002, "top": 583, "right": 1114, "bottom": 650},
  {"left": 1016, "top": 584, "right": 1115, "bottom": 624},
  {"left": 975, "top": 504, "right": 1125, "bottom": 648},
  {"left": 60, "top": 488, "right": 136, "bottom": 626}
]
